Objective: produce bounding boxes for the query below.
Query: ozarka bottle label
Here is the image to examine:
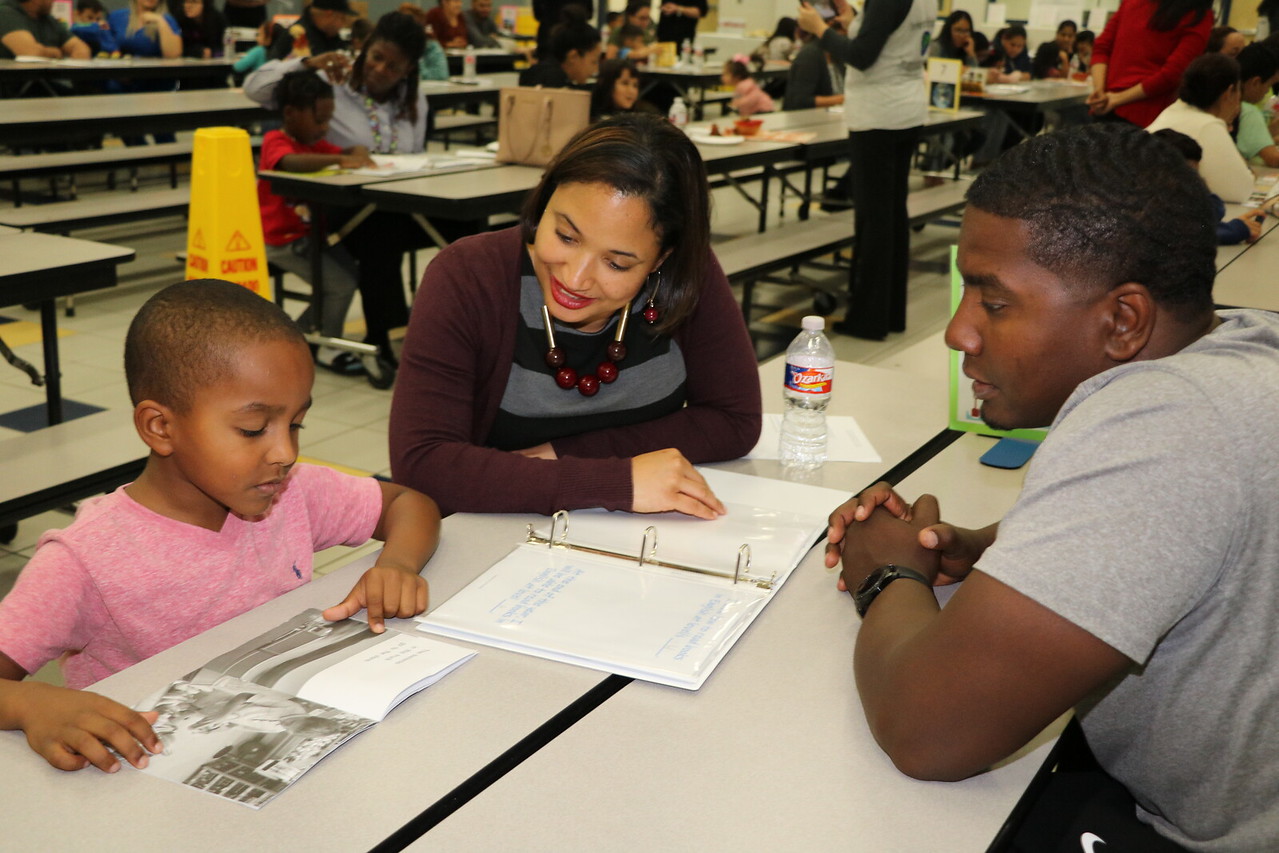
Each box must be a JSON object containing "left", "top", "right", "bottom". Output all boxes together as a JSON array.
[{"left": 785, "top": 364, "right": 833, "bottom": 394}]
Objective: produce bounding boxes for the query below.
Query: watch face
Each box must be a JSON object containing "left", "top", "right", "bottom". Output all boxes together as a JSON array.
[{"left": 854, "top": 566, "right": 892, "bottom": 616}]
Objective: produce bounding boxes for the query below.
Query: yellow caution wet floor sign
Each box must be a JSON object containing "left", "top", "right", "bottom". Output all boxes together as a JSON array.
[{"left": 186, "top": 127, "right": 272, "bottom": 301}]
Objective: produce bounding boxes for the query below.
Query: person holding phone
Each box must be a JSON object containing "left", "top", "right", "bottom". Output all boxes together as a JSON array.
[{"left": 797, "top": 0, "right": 936, "bottom": 341}]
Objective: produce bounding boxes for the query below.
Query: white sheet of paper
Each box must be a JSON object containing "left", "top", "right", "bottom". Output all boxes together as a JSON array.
[{"left": 745, "top": 414, "right": 881, "bottom": 463}]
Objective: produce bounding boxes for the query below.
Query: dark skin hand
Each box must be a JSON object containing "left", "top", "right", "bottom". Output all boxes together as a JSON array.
[{"left": 0, "top": 652, "right": 161, "bottom": 773}]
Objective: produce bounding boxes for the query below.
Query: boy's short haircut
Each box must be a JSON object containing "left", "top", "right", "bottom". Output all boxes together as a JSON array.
[
  {"left": 1151, "top": 127, "right": 1203, "bottom": 163},
  {"left": 966, "top": 123, "right": 1216, "bottom": 317},
  {"left": 1002, "top": 24, "right": 1027, "bottom": 41},
  {"left": 1238, "top": 42, "right": 1279, "bottom": 86},
  {"left": 125, "top": 279, "right": 306, "bottom": 411},
  {"left": 1074, "top": 29, "right": 1095, "bottom": 46},
  {"left": 1179, "top": 52, "right": 1240, "bottom": 110},
  {"left": 349, "top": 17, "right": 373, "bottom": 43},
  {"left": 75, "top": 0, "right": 104, "bottom": 13},
  {"left": 617, "top": 23, "right": 643, "bottom": 43},
  {"left": 275, "top": 68, "right": 335, "bottom": 113}
]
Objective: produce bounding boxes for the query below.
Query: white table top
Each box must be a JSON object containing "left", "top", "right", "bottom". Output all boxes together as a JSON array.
[
  {"left": 1213, "top": 215, "right": 1279, "bottom": 311},
  {"left": 414, "top": 433, "right": 1053, "bottom": 853},
  {"left": 0, "top": 358, "right": 981, "bottom": 851},
  {"left": 0, "top": 511, "right": 611, "bottom": 852}
]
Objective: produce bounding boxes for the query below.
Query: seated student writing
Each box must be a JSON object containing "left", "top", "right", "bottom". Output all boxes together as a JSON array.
[
  {"left": 0, "top": 280, "right": 441, "bottom": 773},
  {"left": 1235, "top": 43, "right": 1279, "bottom": 167},
  {"left": 826, "top": 124, "right": 1279, "bottom": 850},
  {"left": 986, "top": 24, "right": 1031, "bottom": 83},
  {"left": 1031, "top": 18, "right": 1075, "bottom": 79},
  {"left": 258, "top": 68, "right": 375, "bottom": 376},
  {"left": 1153, "top": 128, "right": 1266, "bottom": 244}
]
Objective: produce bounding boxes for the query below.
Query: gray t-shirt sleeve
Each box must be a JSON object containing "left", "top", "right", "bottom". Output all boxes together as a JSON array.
[{"left": 976, "top": 367, "right": 1237, "bottom": 664}]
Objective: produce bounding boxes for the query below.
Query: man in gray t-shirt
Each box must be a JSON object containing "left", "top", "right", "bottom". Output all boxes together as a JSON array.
[
  {"left": 0, "top": 0, "right": 87, "bottom": 60},
  {"left": 825, "top": 123, "right": 1279, "bottom": 851}
]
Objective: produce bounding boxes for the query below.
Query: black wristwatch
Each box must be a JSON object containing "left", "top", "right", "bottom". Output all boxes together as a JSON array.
[{"left": 853, "top": 564, "right": 930, "bottom": 617}]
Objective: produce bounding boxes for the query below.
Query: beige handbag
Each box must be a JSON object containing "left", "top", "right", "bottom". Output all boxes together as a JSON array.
[{"left": 495, "top": 86, "right": 591, "bottom": 167}]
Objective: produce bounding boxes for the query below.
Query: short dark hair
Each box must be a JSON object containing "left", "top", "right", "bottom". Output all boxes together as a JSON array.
[
  {"left": 1151, "top": 127, "right": 1203, "bottom": 162},
  {"left": 351, "top": 12, "right": 426, "bottom": 125},
  {"left": 1074, "top": 29, "right": 1095, "bottom": 46},
  {"left": 1178, "top": 52, "right": 1240, "bottom": 109},
  {"left": 349, "top": 16, "right": 373, "bottom": 43},
  {"left": 520, "top": 114, "right": 712, "bottom": 334},
  {"left": 1206, "top": 24, "right": 1238, "bottom": 53},
  {"left": 966, "top": 123, "right": 1216, "bottom": 318},
  {"left": 724, "top": 59, "right": 751, "bottom": 81},
  {"left": 1001, "top": 24, "right": 1027, "bottom": 41},
  {"left": 549, "top": 7, "right": 601, "bottom": 62},
  {"left": 75, "top": 0, "right": 104, "bottom": 12},
  {"left": 125, "top": 280, "right": 306, "bottom": 411},
  {"left": 1238, "top": 42, "right": 1279, "bottom": 85},
  {"left": 275, "top": 68, "right": 333, "bottom": 112},
  {"left": 1056, "top": 19, "right": 1077, "bottom": 33},
  {"left": 623, "top": 1, "right": 649, "bottom": 17},
  {"left": 617, "top": 23, "right": 644, "bottom": 42}
]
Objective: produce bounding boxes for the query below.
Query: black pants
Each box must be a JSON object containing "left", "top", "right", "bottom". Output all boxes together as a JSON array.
[
  {"left": 335, "top": 210, "right": 479, "bottom": 355},
  {"left": 844, "top": 127, "right": 917, "bottom": 339}
]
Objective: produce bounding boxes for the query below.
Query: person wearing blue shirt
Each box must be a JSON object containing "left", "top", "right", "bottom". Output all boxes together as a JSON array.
[
  {"left": 108, "top": 0, "right": 181, "bottom": 58},
  {"left": 70, "top": 0, "right": 118, "bottom": 54}
]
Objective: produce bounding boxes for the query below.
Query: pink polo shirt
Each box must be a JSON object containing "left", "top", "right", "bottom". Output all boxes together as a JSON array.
[{"left": 0, "top": 463, "right": 381, "bottom": 688}]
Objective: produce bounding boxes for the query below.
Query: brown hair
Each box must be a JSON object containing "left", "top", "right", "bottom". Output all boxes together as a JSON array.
[{"left": 519, "top": 114, "right": 711, "bottom": 334}]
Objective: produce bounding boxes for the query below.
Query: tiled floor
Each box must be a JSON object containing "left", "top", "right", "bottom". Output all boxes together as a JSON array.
[{"left": 0, "top": 158, "right": 965, "bottom": 682}]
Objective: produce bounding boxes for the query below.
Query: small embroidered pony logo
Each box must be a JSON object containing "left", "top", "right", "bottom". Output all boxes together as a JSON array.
[{"left": 292, "top": 563, "right": 302, "bottom": 580}]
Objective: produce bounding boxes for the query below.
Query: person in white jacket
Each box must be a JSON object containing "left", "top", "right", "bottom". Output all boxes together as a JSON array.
[{"left": 1147, "top": 52, "right": 1255, "bottom": 203}]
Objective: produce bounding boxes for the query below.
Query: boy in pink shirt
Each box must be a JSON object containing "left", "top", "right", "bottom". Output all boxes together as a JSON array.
[{"left": 0, "top": 279, "right": 441, "bottom": 774}]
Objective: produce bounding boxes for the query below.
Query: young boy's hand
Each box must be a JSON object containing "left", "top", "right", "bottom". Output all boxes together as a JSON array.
[
  {"left": 339, "top": 145, "right": 375, "bottom": 169},
  {"left": 12, "top": 681, "right": 161, "bottom": 773},
  {"left": 323, "top": 565, "right": 429, "bottom": 633}
]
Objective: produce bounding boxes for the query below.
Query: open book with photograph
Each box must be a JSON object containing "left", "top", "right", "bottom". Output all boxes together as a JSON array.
[
  {"left": 137, "top": 610, "right": 475, "bottom": 809},
  {"left": 416, "top": 469, "right": 847, "bottom": 690}
]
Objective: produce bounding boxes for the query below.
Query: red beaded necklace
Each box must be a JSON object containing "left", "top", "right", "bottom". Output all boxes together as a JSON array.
[
  {"left": 541, "top": 274, "right": 662, "bottom": 397},
  {"left": 542, "top": 305, "right": 631, "bottom": 397}
]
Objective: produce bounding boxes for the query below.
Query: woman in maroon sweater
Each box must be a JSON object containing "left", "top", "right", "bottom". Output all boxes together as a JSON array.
[{"left": 389, "top": 115, "right": 762, "bottom": 517}]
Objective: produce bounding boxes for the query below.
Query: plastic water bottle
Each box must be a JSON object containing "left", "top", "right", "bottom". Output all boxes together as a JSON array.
[
  {"left": 692, "top": 39, "right": 704, "bottom": 72},
  {"left": 668, "top": 96, "right": 688, "bottom": 128},
  {"left": 680, "top": 39, "right": 692, "bottom": 67},
  {"left": 222, "top": 27, "right": 236, "bottom": 59},
  {"left": 463, "top": 45, "right": 477, "bottom": 79},
  {"left": 780, "top": 315, "right": 835, "bottom": 470}
]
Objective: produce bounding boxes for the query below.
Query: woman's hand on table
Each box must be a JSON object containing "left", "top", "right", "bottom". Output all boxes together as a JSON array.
[
  {"left": 631, "top": 448, "right": 725, "bottom": 519},
  {"left": 306, "top": 51, "right": 352, "bottom": 84}
]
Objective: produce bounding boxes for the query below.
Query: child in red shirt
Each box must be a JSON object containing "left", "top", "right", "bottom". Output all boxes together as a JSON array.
[{"left": 257, "top": 68, "right": 375, "bottom": 375}]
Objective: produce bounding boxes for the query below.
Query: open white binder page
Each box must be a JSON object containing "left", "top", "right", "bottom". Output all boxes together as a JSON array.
[
  {"left": 745, "top": 413, "right": 881, "bottom": 463},
  {"left": 416, "top": 470, "right": 850, "bottom": 689}
]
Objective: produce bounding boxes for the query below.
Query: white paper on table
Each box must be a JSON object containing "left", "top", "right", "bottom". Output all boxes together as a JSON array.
[
  {"left": 348, "top": 153, "right": 489, "bottom": 176},
  {"left": 745, "top": 413, "right": 880, "bottom": 463}
]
